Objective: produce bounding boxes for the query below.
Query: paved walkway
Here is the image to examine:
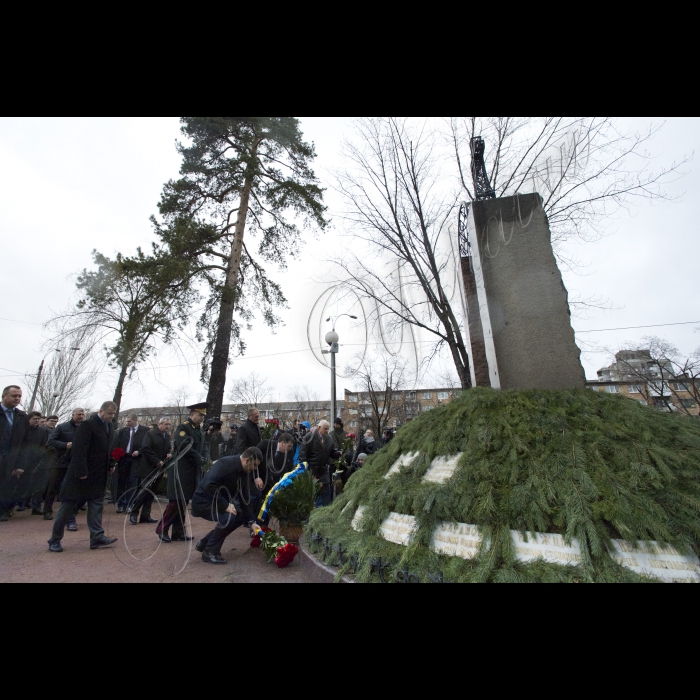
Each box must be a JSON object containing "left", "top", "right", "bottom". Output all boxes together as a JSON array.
[{"left": 0, "top": 504, "right": 307, "bottom": 584}]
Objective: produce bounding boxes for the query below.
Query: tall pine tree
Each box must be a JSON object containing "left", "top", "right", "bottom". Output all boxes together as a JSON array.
[{"left": 156, "top": 118, "right": 328, "bottom": 416}]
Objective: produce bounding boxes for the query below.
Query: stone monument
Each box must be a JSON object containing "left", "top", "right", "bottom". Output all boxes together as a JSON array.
[{"left": 460, "top": 193, "right": 586, "bottom": 390}]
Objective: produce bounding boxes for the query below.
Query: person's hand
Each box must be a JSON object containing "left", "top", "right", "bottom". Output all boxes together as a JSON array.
[
  {"left": 166, "top": 454, "right": 172, "bottom": 460},
  {"left": 12, "top": 469, "right": 24, "bottom": 478},
  {"left": 158, "top": 461, "right": 164, "bottom": 468},
  {"left": 226, "top": 504, "right": 237, "bottom": 516},
  {"left": 109, "top": 468, "right": 115, "bottom": 475},
  {"left": 254, "top": 478, "right": 264, "bottom": 490},
  {"left": 79, "top": 476, "right": 88, "bottom": 480},
  {"left": 132, "top": 451, "right": 139, "bottom": 458},
  {"left": 67, "top": 443, "right": 73, "bottom": 450}
]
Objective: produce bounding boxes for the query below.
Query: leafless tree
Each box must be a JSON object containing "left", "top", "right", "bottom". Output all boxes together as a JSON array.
[
  {"left": 226, "top": 371, "right": 271, "bottom": 409},
  {"left": 448, "top": 117, "right": 691, "bottom": 258},
  {"left": 25, "top": 330, "right": 100, "bottom": 420},
  {"left": 606, "top": 337, "right": 700, "bottom": 417},
  {"left": 347, "top": 352, "right": 410, "bottom": 436},
  {"left": 167, "top": 385, "right": 192, "bottom": 426},
  {"left": 333, "top": 117, "right": 472, "bottom": 389},
  {"left": 290, "top": 386, "right": 321, "bottom": 424}
]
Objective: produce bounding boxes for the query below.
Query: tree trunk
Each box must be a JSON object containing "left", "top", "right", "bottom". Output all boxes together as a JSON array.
[
  {"left": 113, "top": 361, "right": 129, "bottom": 419},
  {"left": 206, "top": 139, "right": 260, "bottom": 416}
]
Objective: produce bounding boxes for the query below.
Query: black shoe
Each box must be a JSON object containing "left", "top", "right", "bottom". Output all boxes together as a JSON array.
[
  {"left": 130, "top": 515, "right": 139, "bottom": 526},
  {"left": 196, "top": 541, "right": 207, "bottom": 553},
  {"left": 17, "top": 505, "right": 27, "bottom": 512},
  {"left": 202, "top": 551, "right": 227, "bottom": 565},
  {"left": 67, "top": 522, "right": 78, "bottom": 532},
  {"left": 32, "top": 509, "right": 44, "bottom": 516},
  {"left": 90, "top": 537, "right": 118, "bottom": 550},
  {"left": 79, "top": 506, "right": 87, "bottom": 512},
  {"left": 43, "top": 511, "right": 54, "bottom": 521},
  {"left": 171, "top": 536, "right": 194, "bottom": 542},
  {"left": 158, "top": 533, "right": 172, "bottom": 543},
  {"left": 140, "top": 517, "right": 158, "bottom": 525},
  {"left": 48, "top": 541, "right": 64, "bottom": 553},
  {"left": 117, "top": 508, "right": 126, "bottom": 515},
  {"left": 0, "top": 513, "right": 10, "bottom": 523}
]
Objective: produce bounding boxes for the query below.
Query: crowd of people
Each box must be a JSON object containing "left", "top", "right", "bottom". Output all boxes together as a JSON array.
[{"left": 0, "top": 383, "right": 397, "bottom": 566}]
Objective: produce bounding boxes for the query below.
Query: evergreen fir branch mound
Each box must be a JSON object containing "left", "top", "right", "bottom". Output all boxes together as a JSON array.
[
  {"left": 270, "top": 470, "right": 320, "bottom": 525},
  {"left": 307, "top": 389, "right": 700, "bottom": 583}
]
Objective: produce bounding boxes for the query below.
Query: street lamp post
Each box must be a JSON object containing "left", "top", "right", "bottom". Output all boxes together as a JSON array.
[
  {"left": 324, "top": 315, "right": 357, "bottom": 425},
  {"left": 28, "top": 347, "right": 81, "bottom": 414}
]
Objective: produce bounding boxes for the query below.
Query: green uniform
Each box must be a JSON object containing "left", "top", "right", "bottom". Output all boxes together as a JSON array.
[{"left": 168, "top": 420, "right": 205, "bottom": 501}]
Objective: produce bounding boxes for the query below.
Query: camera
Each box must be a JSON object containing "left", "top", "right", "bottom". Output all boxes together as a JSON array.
[{"left": 204, "top": 417, "right": 223, "bottom": 433}]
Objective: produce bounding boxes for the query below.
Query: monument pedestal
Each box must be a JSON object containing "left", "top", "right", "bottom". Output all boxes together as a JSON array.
[{"left": 462, "top": 193, "right": 585, "bottom": 390}]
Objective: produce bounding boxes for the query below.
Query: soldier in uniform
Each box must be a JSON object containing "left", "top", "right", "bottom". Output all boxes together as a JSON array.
[{"left": 156, "top": 403, "right": 207, "bottom": 544}]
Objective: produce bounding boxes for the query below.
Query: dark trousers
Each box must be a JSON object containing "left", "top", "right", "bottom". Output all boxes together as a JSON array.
[
  {"left": 128, "top": 474, "right": 159, "bottom": 521},
  {"left": 50, "top": 498, "right": 104, "bottom": 545},
  {"left": 157, "top": 497, "right": 189, "bottom": 538},
  {"left": 44, "top": 468, "right": 76, "bottom": 525},
  {"left": 198, "top": 510, "right": 245, "bottom": 555},
  {"left": 114, "top": 459, "right": 132, "bottom": 508}
]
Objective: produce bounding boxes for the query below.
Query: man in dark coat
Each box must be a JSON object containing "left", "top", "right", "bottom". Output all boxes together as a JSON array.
[
  {"left": 48, "top": 402, "right": 119, "bottom": 553},
  {"left": 114, "top": 415, "right": 149, "bottom": 514},
  {"left": 257, "top": 434, "right": 296, "bottom": 488},
  {"left": 0, "top": 386, "right": 31, "bottom": 522},
  {"left": 16, "top": 411, "right": 49, "bottom": 512},
  {"left": 299, "top": 421, "right": 341, "bottom": 508},
  {"left": 235, "top": 408, "right": 262, "bottom": 455},
  {"left": 191, "top": 447, "right": 262, "bottom": 565},
  {"left": 224, "top": 425, "right": 238, "bottom": 457},
  {"left": 45, "top": 408, "right": 86, "bottom": 524},
  {"left": 156, "top": 403, "right": 206, "bottom": 544},
  {"left": 128, "top": 418, "right": 172, "bottom": 525}
]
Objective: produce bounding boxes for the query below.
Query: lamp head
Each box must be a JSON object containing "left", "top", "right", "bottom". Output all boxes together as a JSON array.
[{"left": 325, "top": 331, "right": 340, "bottom": 346}]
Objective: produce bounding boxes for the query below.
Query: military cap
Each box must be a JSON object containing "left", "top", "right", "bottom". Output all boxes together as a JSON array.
[{"left": 187, "top": 402, "right": 210, "bottom": 416}]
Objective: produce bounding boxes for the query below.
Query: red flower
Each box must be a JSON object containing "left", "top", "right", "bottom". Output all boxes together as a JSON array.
[
  {"left": 275, "top": 543, "right": 299, "bottom": 569},
  {"left": 250, "top": 527, "right": 273, "bottom": 549},
  {"left": 111, "top": 448, "right": 126, "bottom": 462},
  {"left": 346, "top": 434, "right": 357, "bottom": 440}
]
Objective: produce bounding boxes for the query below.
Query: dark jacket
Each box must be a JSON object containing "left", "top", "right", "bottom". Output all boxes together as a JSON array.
[
  {"left": 354, "top": 436, "right": 377, "bottom": 462},
  {"left": 168, "top": 420, "right": 205, "bottom": 501},
  {"left": 59, "top": 414, "right": 116, "bottom": 502},
  {"left": 116, "top": 424, "right": 149, "bottom": 478},
  {"left": 299, "top": 431, "right": 339, "bottom": 482},
  {"left": 330, "top": 427, "right": 346, "bottom": 451},
  {"left": 235, "top": 419, "right": 261, "bottom": 456},
  {"left": 140, "top": 429, "right": 171, "bottom": 479},
  {"left": 0, "top": 408, "right": 31, "bottom": 497},
  {"left": 258, "top": 439, "right": 295, "bottom": 485},
  {"left": 191, "top": 456, "right": 255, "bottom": 524},
  {"left": 48, "top": 420, "right": 81, "bottom": 469}
]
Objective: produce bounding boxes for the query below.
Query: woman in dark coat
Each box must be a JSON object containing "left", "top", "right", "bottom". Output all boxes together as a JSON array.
[{"left": 48, "top": 403, "right": 119, "bottom": 553}]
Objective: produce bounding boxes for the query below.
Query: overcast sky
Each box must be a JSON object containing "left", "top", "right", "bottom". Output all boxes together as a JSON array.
[{"left": 1, "top": 117, "right": 698, "bottom": 414}]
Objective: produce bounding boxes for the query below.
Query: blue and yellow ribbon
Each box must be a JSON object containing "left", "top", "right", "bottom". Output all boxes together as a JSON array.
[{"left": 258, "top": 463, "right": 308, "bottom": 523}]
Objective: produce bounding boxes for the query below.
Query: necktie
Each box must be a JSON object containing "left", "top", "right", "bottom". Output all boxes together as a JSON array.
[
  {"left": 127, "top": 428, "right": 135, "bottom": 453},
  {"left": 4, "top": 408, "right": 14, "bottom": 428}
]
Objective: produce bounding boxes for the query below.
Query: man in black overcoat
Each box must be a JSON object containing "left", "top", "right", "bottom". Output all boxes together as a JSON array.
[
  {"left": 299, "top": 421, "right": 341, "bottom": 508},
  {"left": 190, "top": 447, "right": 262, "bottom": 565},
  {"left": 45, "top": 408, "right": 86, "bottom": 524},
  {"left": 114, "top": 414, "right": 149, "bottom": 514},
  {"left": 48, "top": 402, "right": 119, "bottom": 553},
  {"left": 235, "top": 407, "right": 262, "bottom": 455},
  {"left": 16, "top": 411, "right": 49, "bottom": 512},
  {"left": 257, "top": 433, "right": 296, "bottom": 490},
  {"left": 128, "top": 418, "right": 172, "bottom": 526},
  {"left": 0, "top": 386, "right": 31, "bottom": 522},
  {"left": 156, "top": 403, "right": 206, "bottom": 543}
]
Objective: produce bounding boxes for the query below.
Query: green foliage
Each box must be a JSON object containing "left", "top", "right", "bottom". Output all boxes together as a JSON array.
[
  {"left": 270, "top": 470, "right": 321, "bottom": 525},
  {"left": 308, "top": 388, "right": 700, "bottom": 583}
]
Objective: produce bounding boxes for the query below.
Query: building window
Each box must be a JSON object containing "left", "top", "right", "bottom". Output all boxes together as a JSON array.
[
  {"left": 407, "top": 392, "right": 417, "bottom": 402},
  {"left": 681, "top": 399, "right": 697, "bottom": 409},
  {"left": 627, "top": 385, "right": 641, "bottom": 394},
  {"left": 606, "top": 386, "right": 621, "bottom": 394},
  {"left": 438, "top": 392, "right": 449, "bottom": 401},
  {"left": 639, "top": 400, "right": 649, "bottom": 406},
  {"left": 349, "top": 421, "right": 358, "bottom": 428},
  {"left": 348, "top": 396, "right": 358, "bottom": 403},
  {"left": 422, "top": 393, "right": 433, "bottom": 400},
  {"left": 349, "top": 409, "right": 358, "bottom": 416},
  {"left": 422, "top": 406, "right": 434, "bottom": 412},
  {"left": 672, "top": 383, "right": 690, "bottom": 393}
]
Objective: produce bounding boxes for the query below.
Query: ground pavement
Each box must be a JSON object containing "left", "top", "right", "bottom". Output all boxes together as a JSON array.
[{"left": 0, "top": 502, "right": 308, "bottom": 584}]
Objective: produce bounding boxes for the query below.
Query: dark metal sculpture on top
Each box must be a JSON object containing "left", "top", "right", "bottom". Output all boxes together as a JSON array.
[
  {"left": 470, "top": 136, "right": 497, "bottom": 201},
  {"left": 458, "top": 202, "right": 471, "bottom": 258}
]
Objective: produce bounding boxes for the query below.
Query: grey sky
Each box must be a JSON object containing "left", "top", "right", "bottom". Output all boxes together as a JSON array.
[{"left": 0, "top": 117, "right": 698, "bottom": 414}]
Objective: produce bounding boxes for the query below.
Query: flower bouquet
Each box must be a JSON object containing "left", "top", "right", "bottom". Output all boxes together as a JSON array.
[
  {"left": 250, "top": 528, "right": 299, "bottom": 569},
  {"left": 261, "top": 419, "right": 280, "bottom": 441},
  {"left": 111, "top": 448, "right": 126, "bottom": 466}
]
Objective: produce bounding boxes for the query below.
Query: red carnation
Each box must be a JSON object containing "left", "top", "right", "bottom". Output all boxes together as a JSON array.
[
  {"left": 346, "top": 434, "right": 357, "bottom": 440},
  {"left": 111, "top": 448, "right": 126, "bottom": 462},
  {"left": 275, "top": 543, "right": 299, "bottom": 569}
]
